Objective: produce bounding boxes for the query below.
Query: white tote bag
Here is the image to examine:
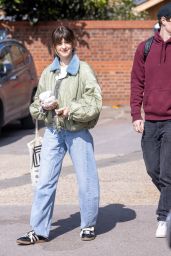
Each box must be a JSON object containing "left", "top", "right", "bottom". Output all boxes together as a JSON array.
[{"left": 27, "top": 120, "right": 43, "bottom": 186}]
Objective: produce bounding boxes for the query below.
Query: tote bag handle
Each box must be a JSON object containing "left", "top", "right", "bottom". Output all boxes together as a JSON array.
[{"left": 35, "top": 119, "right": 40, "bottom": 140}]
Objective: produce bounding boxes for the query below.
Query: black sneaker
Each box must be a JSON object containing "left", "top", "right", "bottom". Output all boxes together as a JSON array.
[
  {"left": 16, "top": 230, "right": 48, "bottom": 245},
  {"left": 80, "top": 227, "right": 96, "bottom": 241}
]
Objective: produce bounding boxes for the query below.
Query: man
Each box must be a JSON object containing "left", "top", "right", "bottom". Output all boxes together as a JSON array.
[{"left": 131, "top": 3, "right": 171, "bottom": 238}]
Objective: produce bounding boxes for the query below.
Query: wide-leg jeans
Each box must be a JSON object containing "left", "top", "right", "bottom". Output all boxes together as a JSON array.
[
  {"left": 141, "top": 120, "right": 171, "bottom": 221},
  {"left": 30, "top": 127, "right": 99, "bottom": 238}
]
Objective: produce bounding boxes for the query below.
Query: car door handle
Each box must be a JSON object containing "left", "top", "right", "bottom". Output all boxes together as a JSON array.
[{"left": 10, "top": 75, "right": 17, "bottom": 80}]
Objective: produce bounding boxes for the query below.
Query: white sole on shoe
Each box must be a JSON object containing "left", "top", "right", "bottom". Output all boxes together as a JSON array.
[
  {"left": 16, "top": 239, "right": 48, "bottom": 245},
  {"left": 81, "top": 236, "right": 96, "bottom": 241}
]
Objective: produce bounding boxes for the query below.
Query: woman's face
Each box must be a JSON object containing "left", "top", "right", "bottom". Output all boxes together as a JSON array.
[{"left": 55, "top": 38, "right": 73, "bottom": 59}]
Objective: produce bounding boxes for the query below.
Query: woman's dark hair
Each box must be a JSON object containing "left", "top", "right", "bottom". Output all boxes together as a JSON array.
[{"left": 51, "top": 26, "right": 76, "bottom": 47}]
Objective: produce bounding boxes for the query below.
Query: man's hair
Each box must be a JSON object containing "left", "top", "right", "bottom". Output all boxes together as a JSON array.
[
  {"left": 157, "top": 3, "right": 171, "bottom": 26},
  {"left": 51, "top": 26, "right": 76, "bottom": 47},
  {"left": 158, "top": 17, "right": 171, "bottom": 27}
]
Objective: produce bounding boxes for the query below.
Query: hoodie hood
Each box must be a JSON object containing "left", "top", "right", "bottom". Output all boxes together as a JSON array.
[
  {"left": 154, "top": 32, "right": 171, "bottom": 63},
  {"left": 154, "top": 31, "right": 171, "bottom": 44}
]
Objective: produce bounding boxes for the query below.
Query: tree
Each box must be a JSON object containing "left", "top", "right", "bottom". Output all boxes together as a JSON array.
[
  {"left": 0, "top": 0, "right": 148, "bottom": 24},
  {"left": 110, "top": 0, "right": 148, "bottom": 20}
]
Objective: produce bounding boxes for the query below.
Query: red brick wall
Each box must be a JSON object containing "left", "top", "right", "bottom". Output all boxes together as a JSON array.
[{"left": 0, "top": 20, "right": 156, "bottom": 105}]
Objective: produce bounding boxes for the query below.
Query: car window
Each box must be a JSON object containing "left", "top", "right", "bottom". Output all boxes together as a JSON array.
[
  {"left": 0, "top": 48, "right": 13, "bottom": 77},
  {"left": 18, "top": 44, "right": 31, "bottom": 64},
  {"left": 10, "top": 44, "right": 25, "bottom": 68}
]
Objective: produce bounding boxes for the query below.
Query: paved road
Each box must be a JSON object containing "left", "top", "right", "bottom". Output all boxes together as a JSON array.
[{"left": 0, "top": 106, "right": 170, "bottom": 255}]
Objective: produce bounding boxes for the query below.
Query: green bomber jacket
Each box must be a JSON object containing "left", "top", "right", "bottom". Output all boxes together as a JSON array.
[{"left": 30, "top": 54, "right": 102, "bottom": 131}]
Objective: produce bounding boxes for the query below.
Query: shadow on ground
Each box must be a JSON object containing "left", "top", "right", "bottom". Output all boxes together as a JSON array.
[
  {"left": 0, "top": 121, "right": 44, "bottom": 147},
  {"left": 49, "top": 204, "right": 136, "bottom": 240}
]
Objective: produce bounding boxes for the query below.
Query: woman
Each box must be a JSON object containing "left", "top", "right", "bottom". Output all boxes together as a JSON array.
[{"left": 17, "top": 26, "right": 102, "bottom": 245}]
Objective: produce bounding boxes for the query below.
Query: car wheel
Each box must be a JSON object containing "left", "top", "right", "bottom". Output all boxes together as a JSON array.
[{"left": 20, "top": 114, "right": 35, "bottom": 129}]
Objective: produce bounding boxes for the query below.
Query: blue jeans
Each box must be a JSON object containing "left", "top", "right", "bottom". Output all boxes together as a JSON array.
[
  {"left": 141, "top": 120, "right": 171, "bottom": 221},
  {"left": 30, "top": 127, "right": 99, "bottom": 238}
]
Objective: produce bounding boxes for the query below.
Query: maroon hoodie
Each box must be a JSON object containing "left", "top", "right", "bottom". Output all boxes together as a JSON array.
[{"left": 130, "top": 32, "right": 171, "bottom": 122}]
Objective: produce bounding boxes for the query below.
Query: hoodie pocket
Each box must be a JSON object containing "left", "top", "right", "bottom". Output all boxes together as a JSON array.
[{"left": 143, "top": 89, "right": 171, "bottom": 116}]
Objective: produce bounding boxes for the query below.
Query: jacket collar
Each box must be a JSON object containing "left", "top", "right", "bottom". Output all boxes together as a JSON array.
[{"left": 50, "top": 54, "right": 80, "bottom": 75}]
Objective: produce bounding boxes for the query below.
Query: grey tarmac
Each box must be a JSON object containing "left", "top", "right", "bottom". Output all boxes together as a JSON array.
[{"left": 0, "top": 106, "right": 170, "bottom": 256}]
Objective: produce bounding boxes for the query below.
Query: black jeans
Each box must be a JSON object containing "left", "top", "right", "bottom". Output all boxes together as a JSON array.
[{"left": 141, "top": 120, "right": 171, "bottom": 221}]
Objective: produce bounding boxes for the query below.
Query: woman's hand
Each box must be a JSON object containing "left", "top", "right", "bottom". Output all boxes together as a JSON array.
[
  {"left": 55, "top": 107, "right": 70, "bottom": 118},
  {"left": 41, "top": 100, "right": 58, "bottom": 111}
]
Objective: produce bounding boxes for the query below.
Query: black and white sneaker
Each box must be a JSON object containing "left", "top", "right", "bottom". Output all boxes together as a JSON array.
[
  {"left": 16, "top": 230, "right": 48, "bottom": 245},
  {"left": 80, "top": 227, "right": 96, "bottom": 241}
]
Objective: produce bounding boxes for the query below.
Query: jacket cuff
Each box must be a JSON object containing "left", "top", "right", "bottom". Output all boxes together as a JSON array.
[{"left": 39, "top": 106, "right": 47, "bottom": 115}]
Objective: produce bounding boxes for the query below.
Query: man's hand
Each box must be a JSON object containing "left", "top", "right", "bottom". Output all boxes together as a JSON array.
[
  {"left": 133, "top": 120, "right": 144, "bottom": 133},
  {"left": 55, "top": 107, "right": 69, "bottom": 118}
]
